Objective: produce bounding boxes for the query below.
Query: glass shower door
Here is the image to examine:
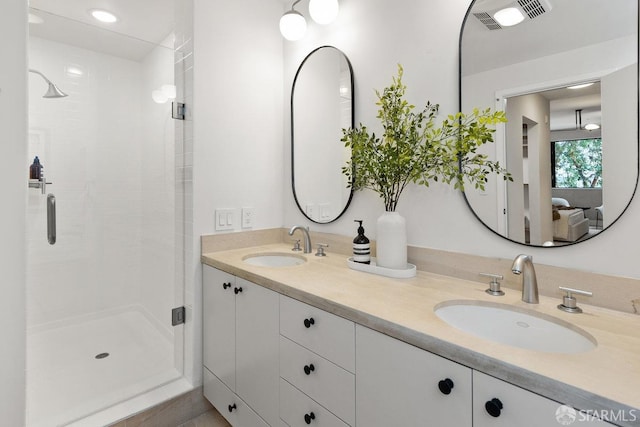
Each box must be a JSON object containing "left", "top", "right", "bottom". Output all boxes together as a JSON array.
[{"left": 26, "top": 7, "right": 184, "bottom": 426}]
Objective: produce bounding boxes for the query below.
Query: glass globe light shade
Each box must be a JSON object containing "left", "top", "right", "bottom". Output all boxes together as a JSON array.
[
  {"left": 152, "top": 89, "right": 168, "bottom": 104},
  {"left": 279, "top": 10, "right": 307, "bottom": 41},
  {"left": 309, "top": 0, "right": 339, "bottom": 25}
]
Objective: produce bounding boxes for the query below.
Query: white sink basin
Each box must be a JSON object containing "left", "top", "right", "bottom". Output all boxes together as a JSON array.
[
  {"left": 434, "top": 300, "right": 596, "bottom": 353},
  {"left": 243, "top": 253, "right": 306, "bottom": 267}
]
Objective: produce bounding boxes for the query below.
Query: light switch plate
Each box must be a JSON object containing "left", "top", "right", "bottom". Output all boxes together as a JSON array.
[{"left": 215, "top": 209, "right": 235, "bottom": 231}]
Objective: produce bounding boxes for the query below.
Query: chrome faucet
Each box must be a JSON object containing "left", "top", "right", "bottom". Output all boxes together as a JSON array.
[
  {"left": 288, "top": 226, "right": 312, "bottom": 254},
  {"left": 511, "top": 254, "right": 539, "bottom": 304}
]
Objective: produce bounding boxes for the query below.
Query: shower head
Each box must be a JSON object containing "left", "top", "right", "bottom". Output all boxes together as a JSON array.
[{"left": 29, "top": 68, "right": 68, "bottom": 98}]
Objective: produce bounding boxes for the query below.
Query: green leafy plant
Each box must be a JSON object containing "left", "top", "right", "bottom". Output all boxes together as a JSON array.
[{"left": 342, "top": 64, "right": 512, "bottom": 212}]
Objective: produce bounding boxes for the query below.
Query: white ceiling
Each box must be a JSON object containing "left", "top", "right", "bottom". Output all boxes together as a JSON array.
[
  {"left": 462, "top": 0, "right": 637, "bottom": 76},
  {"left": 28, "top": 0, "right": 175, "bottom": 61}
]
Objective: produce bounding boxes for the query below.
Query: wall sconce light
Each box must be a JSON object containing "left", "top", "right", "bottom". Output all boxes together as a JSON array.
[
  {"left": 280, "top": 0, "right": 339, "bottom": 41},
  {"left": 309, "top": 0, "right": 339, "bottom": 25},
  {"left": 152, "top": 84, "right": 176, "bottom": 104},
  {"left": 280, "top": 0, "right": 307, "bottom": 41}
]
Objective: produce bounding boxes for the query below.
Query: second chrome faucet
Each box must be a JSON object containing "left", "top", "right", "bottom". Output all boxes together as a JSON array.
[{"left": 511, "top": 254, "right": 539, "bottom": 304}]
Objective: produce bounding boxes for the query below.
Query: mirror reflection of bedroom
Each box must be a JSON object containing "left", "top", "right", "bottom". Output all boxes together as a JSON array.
[{"left": 504, "top": 77, "right": 620, "bottom": 246}]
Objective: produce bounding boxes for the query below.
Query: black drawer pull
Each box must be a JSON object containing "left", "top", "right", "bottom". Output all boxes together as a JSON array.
[
  {"left": 228, "top": 403, "right": 237, "bottom": 413},
  {"left": 223, "top": 282, "right": 231, "bottom": 289},
  {"left": 485, "top": 398, "right": 503, "bottom": 417},
  {"left": 234, "top": 287, "right": 243, "bottom": 294},
  {"left": 304, "top": 317, "right": 315, "bottom": 328},
  {"left": 438, "top": 378, "right": 454, "bottom": 395},
  {"left": 303, "top": 364, "right": 315, "bottom": 375},
  {"left": 304, "top": 412, "right": 316, "bottom": 424}
]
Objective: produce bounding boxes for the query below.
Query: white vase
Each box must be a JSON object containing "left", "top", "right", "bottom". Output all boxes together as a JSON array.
[{"left": 376, "top": 211, "right": 407, "bottom": 270}]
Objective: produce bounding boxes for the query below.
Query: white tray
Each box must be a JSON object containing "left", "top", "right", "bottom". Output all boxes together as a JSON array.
[{"left": 347, "top": 257, "right": 416, "bottom": 279}]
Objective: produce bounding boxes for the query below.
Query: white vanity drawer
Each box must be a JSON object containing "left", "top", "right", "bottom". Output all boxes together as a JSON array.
[
  {"left": 280, "top": 379, "right": 350, "bottom": 427},
  {"left": 204, "top": 367, "right": 269, "bottom": 427},
  {"left": 280, "top": 295, "right": 355, "bottom": 372},
  {"left": 280, "top": 336, "right": 355, "bottom": 426}
]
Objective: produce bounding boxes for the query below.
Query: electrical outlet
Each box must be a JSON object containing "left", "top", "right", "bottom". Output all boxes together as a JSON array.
[
  {"left": 241, "top": 207, "right": 254, "bottom": 229},
  {"left": 215, "top": 209, "right": 235, "bottom": 231}
]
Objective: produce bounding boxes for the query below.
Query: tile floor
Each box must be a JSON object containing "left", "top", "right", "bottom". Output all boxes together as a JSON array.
[{"left": 177, "top": 409, "right": 230, "bottom": 427}]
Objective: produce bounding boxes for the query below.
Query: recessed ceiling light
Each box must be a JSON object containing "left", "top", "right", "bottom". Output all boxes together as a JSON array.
[
  {"left": 90, "top": 9, "right": 118, "bottom": 23},
  {"left": 29, "top": 13, "right": 44, "bottom": 24},
  {"left": 567, "top": 82, "right": 595, "bottom": 90},
  {"left": 493, "top": 7, "right": 525, "bottom": 27},
  {"left": 584, "top": 123, "right": 600, "bottom": 131}
]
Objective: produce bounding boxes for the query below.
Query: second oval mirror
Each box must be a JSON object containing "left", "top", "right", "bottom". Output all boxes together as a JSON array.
[
  {"left": 292, "top": 46, "right": 354, "bottom": 223},
  {"left": 460, "top": 0, "right": 638, "bottom": 247}
]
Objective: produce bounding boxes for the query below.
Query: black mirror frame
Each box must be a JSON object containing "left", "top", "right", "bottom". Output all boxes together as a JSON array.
[
  {"left": 291, "top": 45, "right": 355, "bottom": 224},
  {"left": 458, "top": 0, "right": 640, "bottom": 248}
]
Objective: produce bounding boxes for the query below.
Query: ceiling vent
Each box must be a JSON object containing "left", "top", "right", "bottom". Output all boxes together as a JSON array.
[
  {"left": 517, "top": 0, "right": 551, "bottom": 19},
  {"left": 473, "top": 0, "right": 552, "bottom": 30},
  {"left": 473, "top": 11, "right": 502, "bottom": 30}
]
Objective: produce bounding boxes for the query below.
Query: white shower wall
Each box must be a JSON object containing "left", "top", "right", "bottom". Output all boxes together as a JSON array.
[{"left": 27, "top": 36, "right": 176, "bottom": 334}]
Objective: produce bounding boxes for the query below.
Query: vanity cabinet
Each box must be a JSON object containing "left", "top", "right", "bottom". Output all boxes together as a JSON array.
[
  {"left": 279, "top": 295, "right": 356, "bottom": 426},
  {"left": 203, "top": 266, "right": 279, "bottom": 427},
  {"left": 356, "top": 325, "right": 473, "bottom": 427},
  {"left": 202, "top": 262, "right": 619, "bottom": 427},
  {"left": 473, "top": 371, "right": 614, "bottom": 427}
]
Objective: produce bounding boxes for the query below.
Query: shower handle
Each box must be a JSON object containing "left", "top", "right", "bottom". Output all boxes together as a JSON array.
[{"left": 47, "top": 193, "right": 56, "bottom": 245}]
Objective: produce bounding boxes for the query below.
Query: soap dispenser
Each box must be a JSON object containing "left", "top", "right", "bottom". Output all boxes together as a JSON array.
[
  {"left": 353, "top": 220, "right": 371, "bottom": 264},
  {"left": 29, "top": 156, "right": 42, "bottom": 180}
]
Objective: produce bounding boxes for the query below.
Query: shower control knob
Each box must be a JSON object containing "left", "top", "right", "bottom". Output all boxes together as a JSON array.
[
  {"left": 234, "top": 287, "right": 243, "bottom": 295},
  {"left": 438, "top": 378, "right": 454, "bottom": 395},
  {"left": 223, "top": 282, "right": 231, "bottom": 290},
  {"left": 228, "top": 403, "right": 237, "bottom": 413},
  {"left": 485, "top": 398, "right": 503, "bottom": 417},
  {"left": 304, "top": 412, "right": 316, "bottom": 424},
  {"left": 303, "top": 364, "right": 315, "bottom": 375},
  {"left": 303, "top": 317, "right": 315, "bottom": 328}
]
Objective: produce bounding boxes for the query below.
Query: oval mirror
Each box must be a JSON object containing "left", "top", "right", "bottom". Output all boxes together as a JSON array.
[
  {"left": 460, "top": 0, "right": 638, "bottom": 247},
  {"left": 292, "top": 46, "right": 354, "bottom": 223}
]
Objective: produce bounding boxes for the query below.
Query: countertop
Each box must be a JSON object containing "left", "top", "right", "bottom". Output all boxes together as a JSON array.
[{"left": 201, "top": 243, "right": 640, "bottom": 425}]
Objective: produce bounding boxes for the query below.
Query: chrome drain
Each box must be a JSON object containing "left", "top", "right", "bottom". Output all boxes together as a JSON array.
[{"left": 95, "top": 352, "right": 109, "bottom": 359}]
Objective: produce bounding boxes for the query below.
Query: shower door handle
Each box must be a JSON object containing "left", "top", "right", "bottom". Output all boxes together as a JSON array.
[{"left": 47, "top": 193, "right": 56, "bottom": 245}]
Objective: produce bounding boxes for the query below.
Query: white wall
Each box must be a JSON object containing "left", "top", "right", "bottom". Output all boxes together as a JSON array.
[
  {"left": 281, "top": 0, "right": 640, "bottom": 279},
  {"left": 191, "top": 0, "right": 284, "bottom": 385},
  {"left": 0, "top": 0, "right": 26, "bottom": 425},
  {"left": 505, "top": 93, "right": 552, "bottom": 245},
  {"left": 602, "top": 63, "right": 638, "bottom": 229}
]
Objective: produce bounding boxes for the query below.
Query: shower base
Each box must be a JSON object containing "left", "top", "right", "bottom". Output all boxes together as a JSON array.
[{"left": 26, "top": 306, "right": 181, "bottom": 427}]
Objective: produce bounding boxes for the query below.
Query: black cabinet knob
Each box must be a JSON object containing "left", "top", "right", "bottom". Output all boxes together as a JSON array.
[
  {"left": 234, "top": 287, "right": 243, "bottom": 295},
  {"left": 485, "top": 398, "right": 503, "bottom": 417},
  {"left": 303, "top": 317, "right": 315, "bottom": 328},
  {"left": 438, "top": 378, "right": 454, "bottom": 395},
  {"left": 304, "top": 412, "right": 316, "bottom": 424},
  {"left": 223, "top": 282, "right": 231, "bottom": 290},
  {"left": 303, "top": 364, "right": 315, "bottom": 375},
  {"left": 228, "top": 403, "right": 237, "bottom": 413}
]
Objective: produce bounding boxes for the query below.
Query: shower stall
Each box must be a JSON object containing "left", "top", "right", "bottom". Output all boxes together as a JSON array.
[{"left": 26, "top": 4, "right": 187, "bottom": 426}]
